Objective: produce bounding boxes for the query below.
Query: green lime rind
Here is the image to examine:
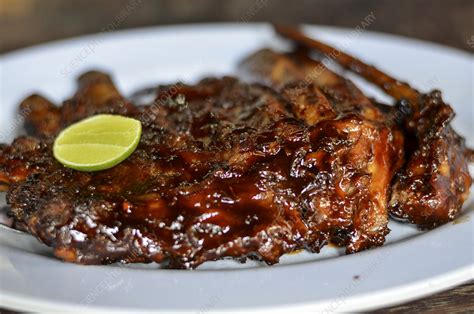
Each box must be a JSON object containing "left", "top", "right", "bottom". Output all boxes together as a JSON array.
[{"left": 53, "top": 114, "right": 142, "bottom": 172}]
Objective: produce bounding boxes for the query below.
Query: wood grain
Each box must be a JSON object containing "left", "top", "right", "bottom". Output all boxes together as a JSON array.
[
  {"left": 0, "top": 0, "right": 472, "bottom": 312},
  {"left": 372, "top": 281, "right": 474, "bottom": 313}
]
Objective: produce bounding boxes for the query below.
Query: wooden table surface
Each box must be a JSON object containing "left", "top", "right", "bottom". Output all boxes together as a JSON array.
[{"left": 0, "top": 0, "right": 473, "bottom": 312}]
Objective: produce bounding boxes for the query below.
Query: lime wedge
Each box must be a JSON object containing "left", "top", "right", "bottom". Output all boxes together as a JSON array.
[{"left": 53, "top": 114, "right": 142, "bottom": 172}]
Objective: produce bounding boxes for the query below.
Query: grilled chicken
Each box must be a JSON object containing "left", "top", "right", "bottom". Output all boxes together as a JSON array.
[
  {"left": 0, "top": 25, "right": 471, "bottom": 268},
  {"left": 273, "top": 24, "right": 472, "bottom": 228}
]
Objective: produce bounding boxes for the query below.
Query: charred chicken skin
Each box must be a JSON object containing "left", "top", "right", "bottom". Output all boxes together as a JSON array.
[
  {"left": 0, "top": 26, "right": 471, "bottom": 268},
  {"left": 271, "top": 24, "right": 471, "bottom": 228}
]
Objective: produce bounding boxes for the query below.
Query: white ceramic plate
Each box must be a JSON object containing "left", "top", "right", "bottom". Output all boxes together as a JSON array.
[{"left": 0, "top": 24, "right": 473, "bottom": 313}]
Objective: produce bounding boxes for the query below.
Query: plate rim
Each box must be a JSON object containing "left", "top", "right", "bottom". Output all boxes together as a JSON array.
[
  {"left": 0, "top": 23, "right": 473, "bottom": 312},
  {"left": 1, "top": 22, "right": 472, "bottom": 61}
]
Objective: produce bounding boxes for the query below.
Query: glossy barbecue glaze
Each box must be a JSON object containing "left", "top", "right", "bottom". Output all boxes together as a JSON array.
[
  {"left": 269, "top": 24, "right": 471, "bottom": 229},
  {"left": 1, "top": 70, "right": 402, "bottom": 268},
  {"left": 0, "top": 27, "right": 471, "bottom": 268}
]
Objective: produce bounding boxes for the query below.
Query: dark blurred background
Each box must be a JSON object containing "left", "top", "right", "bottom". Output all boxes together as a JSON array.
[
  {"left": 0, "top": 0, "right": 473, "bottom": 53},
  {"left": 0, "top": 0, "right": 472, "bottom": 312}
]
